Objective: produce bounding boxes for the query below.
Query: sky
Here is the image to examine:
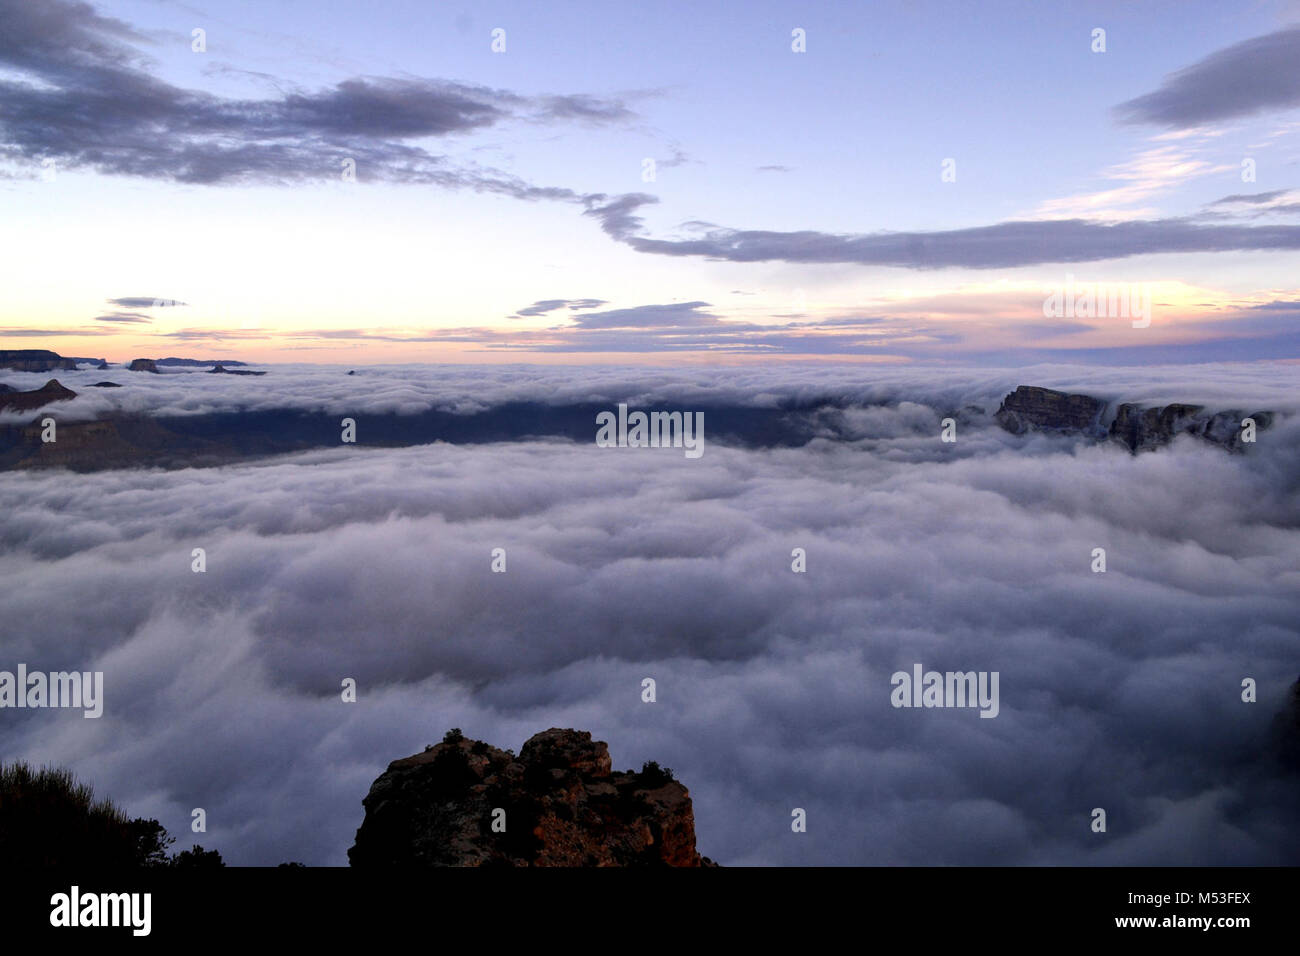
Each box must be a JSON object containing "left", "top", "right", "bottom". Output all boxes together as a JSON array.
[{"left": 2, "top": 0, "right": 1300, "bottom": 364}]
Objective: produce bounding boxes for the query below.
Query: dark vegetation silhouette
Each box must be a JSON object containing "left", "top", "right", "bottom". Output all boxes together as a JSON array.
[{"left": 0, "top": 761, "right": 224, "bottom": 867}]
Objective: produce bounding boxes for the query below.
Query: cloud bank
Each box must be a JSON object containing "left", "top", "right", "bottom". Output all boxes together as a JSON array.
[
  {"left": 0, "top": 365, "right": 1297, "bottom": 865},
  {"left": 3, "top": 361, "right": 1297, "bottom": 426},
  {"left": 0, "top": 0, "right": 629, "bottom": 191},
  {"left": 1116, "top": 26, "right": 1300, "bottom": 128}
]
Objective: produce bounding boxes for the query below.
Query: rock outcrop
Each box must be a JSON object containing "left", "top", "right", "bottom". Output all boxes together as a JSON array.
[
  {"left": 349, "top": 728, "right": 714, "bottom": 867},
  {"left": 994, "top": 386, "right": 1107, "bottom": 437},
  {"left": 995, "top": 385, "right": 1274, "bottom": 452},
  {"left": 1108, "top": 403, "right": 1273, "bottom": 452},
  {"left": 0, "top": 379, "right": 76, "bottom": 412},
  {"left": 0, "top": 349, "right": 77, "bottom": 372},
  {"left": 208, "top": 364, "right": 266, "bottom": 376},
  {"left": 127, "top": 358, "right": 159, "bottom": 373}
]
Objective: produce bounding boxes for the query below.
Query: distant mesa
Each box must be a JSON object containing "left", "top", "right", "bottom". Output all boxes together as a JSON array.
[
  {"left": 207, "top": 364, "right": 266, "bottom": 376},
  {"left": 96, "top": 361, "right": 110, "bottom": 370},
  {"left": 89, "top": 381, "right": 122, "bottom": 388},
  {"left": 0, "top": 349, "right": 77, "bottom": 372},
  {"left": 0, "top": 379, "right": 77, "bottom": 412},
  {"left": 127, "top": 358, "right": 159, "bottom": 373},
  {"left": 69, "top": 357, "right": 107, "bottom": 367},
  {"left": 157, "top": 357, "right": 248, "bottom": 367},
  {"left": 995, "top": 385, "right": 1273, "bottom": 452},
  {"left": 349, "top": 728, "right": 715, "bottom": 867},
  {"left": 995, "top": 386, "right": 1107, "bottom": 437},
  {"left": 347, "top": 370, "right": 356, "bottom": 375}
]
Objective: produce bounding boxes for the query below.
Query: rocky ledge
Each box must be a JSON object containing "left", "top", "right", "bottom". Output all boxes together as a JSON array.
[
  {"left": 0, "top": 349, "right": 78, "bottom": 372},
  {"left": 996, "top": 385, "right": 1274, "bottom": 452},
  {"left": 0, "top": 379, "right": 76, "bottom": 413},
  {"left": 349, "top": 728, "right": 715, "bottom": 867}
]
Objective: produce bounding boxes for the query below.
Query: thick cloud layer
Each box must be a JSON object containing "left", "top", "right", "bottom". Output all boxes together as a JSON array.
[
  {"left": 2, "top": 361, "right": 1297, "bottom": 427},
  {"left": 0, "top": 365, "right": 1297, "bottom": 865}
]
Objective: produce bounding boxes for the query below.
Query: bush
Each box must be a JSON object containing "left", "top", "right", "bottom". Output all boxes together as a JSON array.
[
  {"left": 0, "top": 761, "right": 134, "bottom": 866},
  {"left": 127, "top": 817, "right": 174, "bottom": 867},
  {"left": 639, "top": 760, "right": 675, "bottom": 786},
  {"left": 443, "top": 728, "right": 465, "bottom": 744},
  {"left": 0, "top": 760, "right": 219, "bottom": 868},
  {"left": 172, "top": 845, "right": 225, "bottom": 868}
]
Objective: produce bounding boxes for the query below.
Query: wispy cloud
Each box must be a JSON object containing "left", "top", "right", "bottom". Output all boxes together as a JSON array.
[
  {"left": 511, "top": 299, "right": 608, "bottom": 318},
  {"left": 107, "top": 297, "right": 187, "bottom": 308},
  {"left": 580, "top": 193, "right": 1300, "bottom": 270},
  {"left": 1030, "top": 144, "right": 1229, "bottom": 221},
  {"left": 93, "top": 312, "right": 152, "bottom": 324}
]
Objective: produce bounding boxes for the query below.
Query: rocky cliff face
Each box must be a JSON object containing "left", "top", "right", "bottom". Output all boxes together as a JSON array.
[
  {"left": 349, "top": 728, "right": 715, "bottom": 867},
  {"left": 0, "top": 349, "right": 77, "bottom": 372},
  {"left": 1108, "top": 403, "right": 1273, "bottom": 452},
  {"left": 995, "top": 385, "right": 1273, "bottom": 452},
  {"left": 0, "top": 415, "right": 244, "bottom": 471},
  {"left": 0, "top": 379, "right": 76, "bottom": 413},
  {"left": 994, "top": 386, "right": 1108, "bottom": 437},
  {"left": 127, "top": 358, "right": 159, "bottom": 373}
]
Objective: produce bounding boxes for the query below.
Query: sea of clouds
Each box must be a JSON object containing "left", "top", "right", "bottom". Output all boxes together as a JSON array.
[
  {"left": 1, "top": 361, "right": 1297, "bottom": 426},
  {"left": 1, "top": 363, "right": 1297, "bottom": 865}
]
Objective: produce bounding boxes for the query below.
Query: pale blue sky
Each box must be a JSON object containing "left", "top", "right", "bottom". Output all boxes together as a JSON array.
[{"left": 3, "top": 0, "right": 1299, "bottom": 363}]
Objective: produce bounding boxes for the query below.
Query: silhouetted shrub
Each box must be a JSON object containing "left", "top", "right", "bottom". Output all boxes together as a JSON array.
[
  {"left": 127, "top": 817, "right": 174, "bottom": 867},
  {"left": 0, "top": 761, "right": 221, "bottom": 868},
  {"left": 172, "top": 845, "right": 225, "bottom": 868},
  {"left": 639, "top": 761, "right": 675, "bottom": 786},
  {"left": 0, "top": 761, "right": 133, "bottom": 866}
]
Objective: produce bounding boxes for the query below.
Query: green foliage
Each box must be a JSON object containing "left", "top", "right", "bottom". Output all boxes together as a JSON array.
[{"left": 443, "top": 727, "right": 465, "bottom": 744}]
